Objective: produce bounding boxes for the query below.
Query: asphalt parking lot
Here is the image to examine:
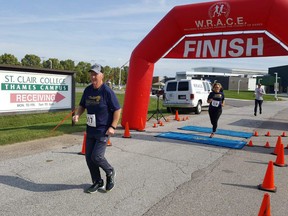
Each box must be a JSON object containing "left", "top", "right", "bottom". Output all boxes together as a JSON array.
[{"left": 1, "top": 98, "right": 288, "bottom": 215}]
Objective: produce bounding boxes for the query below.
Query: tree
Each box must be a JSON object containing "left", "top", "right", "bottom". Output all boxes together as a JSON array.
[
  {"left": 103, "top": 65, "right": 112, "bottom": 82},
  {"left": 0, "top": 52, "right": 130, "bottom": 86},
  {"left": 60, "top": 59, "right": 75, "bottom": 71},
  {"left": 0, "top": 53, "right": 20, "bottom": 65},
  {"left": 75, "top": 61, "right": 91, "bottom": 84},
  {"left": 122, "top": 66, "right": 129, "bottom": 85},
  {"left": 21, "top": 54, "right": 42, "bottom": 67},
  {"left": 42, "top": 58, "right": 63, "bottom": 70},
  {"left": 110, "top": 67, "right": 119, "bottom": 86},
  {"left": 43, "top": 59, "right": 51, "bottom": 69}
]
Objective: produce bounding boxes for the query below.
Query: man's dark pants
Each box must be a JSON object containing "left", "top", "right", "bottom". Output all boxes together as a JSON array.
[{"left": 85, "top": 135, "right": 113, "bottom": 183}]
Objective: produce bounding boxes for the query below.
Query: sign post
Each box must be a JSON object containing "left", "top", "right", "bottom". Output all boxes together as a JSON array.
[{"left": 274, "top": 72, "right": 278, "bottom": 101}]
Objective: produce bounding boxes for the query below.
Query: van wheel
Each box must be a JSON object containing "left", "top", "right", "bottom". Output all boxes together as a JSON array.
[{"left": 195, "top": 102, "right": 202, "bottom": 114}]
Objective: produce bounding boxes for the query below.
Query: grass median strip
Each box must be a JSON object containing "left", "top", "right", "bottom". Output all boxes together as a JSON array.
[
  {"left": 0, "top": 92, "right": 164, "bottom": 146},
  {"left": 0, "top": 90, "right": 277, "bottom": 146}
]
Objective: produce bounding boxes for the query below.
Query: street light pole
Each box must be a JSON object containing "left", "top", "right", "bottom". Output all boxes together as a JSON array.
[
  {"left": 49, "top": 60, "right": 53, "bottom": 69},
  {"left": 274, "top": 72, "right": 278, "bottom": 100},
  {"left": 119, "top": 67, "right": 122, "bottom": 90},
  {"left": 118, "top": 60, "right": 129, "bottom": 89},
  {"left": 237, "top": 80, "right": 241, "bottom": 94}
]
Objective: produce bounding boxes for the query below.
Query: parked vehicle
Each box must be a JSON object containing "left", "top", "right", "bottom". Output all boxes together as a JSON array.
[{"left": 163, "top": 79, "right": 211, "bottom": 114}]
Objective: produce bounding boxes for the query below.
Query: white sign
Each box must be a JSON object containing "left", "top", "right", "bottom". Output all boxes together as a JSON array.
[
  {"left": 0, "top": 70, "right": 72, "bottom": 113},
  {"left": 274, "top": 83, "right": 279, "bottom": 92}
]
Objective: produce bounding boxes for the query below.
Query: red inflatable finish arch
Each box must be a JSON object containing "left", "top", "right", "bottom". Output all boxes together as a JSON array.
[{"left": 121, "top": 0, "right": 288, "bottom": 130}]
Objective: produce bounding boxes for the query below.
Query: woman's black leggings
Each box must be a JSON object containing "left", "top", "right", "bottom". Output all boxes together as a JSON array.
[
  {"left": 254, "top": 99, "right": 263, "bottom": 114},
  {"left": 208, "top": 108, "right": 222, "bottom": 133}
]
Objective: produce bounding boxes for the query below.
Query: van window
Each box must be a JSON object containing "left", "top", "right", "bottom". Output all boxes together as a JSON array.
[
  {"left": 203, "top": 82, "right": 209, "bottom": 91},
  {"left": 208, "top": 82, "right": 212, "bottom": 91},
  {"left": 166, "top": 82, "right": 177, "bottom": 91},
  {"left": 178, "top": 81, "right": 189, "bottom": 91}
]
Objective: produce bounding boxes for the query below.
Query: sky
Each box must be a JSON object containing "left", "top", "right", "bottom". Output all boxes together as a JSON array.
[{"left": 0, "top": 0, "right": 288, "bottom": 77}]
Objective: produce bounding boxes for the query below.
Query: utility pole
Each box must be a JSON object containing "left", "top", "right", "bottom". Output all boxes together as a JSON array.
[
  {"left": 237, "top": 80, "right": 241, "bottom": 94},
  {"left": 274, "top": 72, "right": 278, "bottom": 100},
  {"left": 119, "top": 60, "right": 129, "bottom": 89},
  {"left": 49, "top": 60, "right": 53, "bottom": 69}
]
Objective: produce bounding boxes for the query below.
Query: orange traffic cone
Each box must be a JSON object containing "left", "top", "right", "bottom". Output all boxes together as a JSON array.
[
  {"left": 160, "top": 121, "right": 164, "bottom": 126},
  {"left": 78, "top": 132, "right": 86, "bottom": 155},
  {"left": 264, "top": 141, "right": 270, "bottom": 148},
  {"left": 153, "top": 123, "right": 157, "bottom": 128},
  {"left": 258, "top": 161, "right": 277, "bottom": 192},
  {"left": 122, "top": 122, "right": 132, "bottom": 138},
  {"left": 137, "top": 118, "right": 145, "bottom": 132},
  {"left": 175, "top": 110, "right": 179, "bottom": 120},
  {"left": 182, "top": 117, "right": 185, "bottom": 121},
  {"left": 254, "top": 131, "right": 259, "bottom": 136},
  {"left": 247, "top": 140, "right": 254, "bottom": 147},
  {"left": 107, "top": 138, "right": 112, "bottom": 147},
  {"left": 281, "top": 131, "right": 287, "bottom": 137},
  {"left": 272, "top": 136, "right": 282, "bottom": 155},
  {"left": 177, "top": 117, "right": 180, "bottom": 121},
  {"left": 265, "top": 131, "right": 271, "bottom": 137},
  {"left": 274, "top": 144, "right": 287, "bottom": 167},
  {"left": 258, "top": 193, "right": 271, "bottom": 216},
  {"left": 186, "top": 116, "right": 189, "bottom": 120}
]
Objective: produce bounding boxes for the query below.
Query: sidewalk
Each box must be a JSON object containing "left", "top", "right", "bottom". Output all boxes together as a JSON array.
[{"left": 0, "top": 100, "right": 288, "bottom": 216}]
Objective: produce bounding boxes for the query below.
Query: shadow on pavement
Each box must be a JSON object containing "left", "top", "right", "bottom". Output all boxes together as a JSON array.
[{"left": 0, "top": 175, "right": 88, "bottom": 192}]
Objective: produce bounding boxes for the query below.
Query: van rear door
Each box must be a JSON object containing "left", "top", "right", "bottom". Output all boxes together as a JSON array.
[
  {"left": 164, "top": 80, "right": 191, "bottom": 106},
  {"left": 177, "top": 81, "right": 190, "bottom": 103},
  {"left": 164, "top": 81, "right": 177, "bottom": 104}
]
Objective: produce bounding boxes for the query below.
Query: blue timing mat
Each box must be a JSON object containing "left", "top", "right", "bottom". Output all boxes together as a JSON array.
[
  {"left": 179, "top": 125, "right": 253, "bottom": 139},
  {"left": 156, "top": 132, "right": 247, "bottom": 149}
]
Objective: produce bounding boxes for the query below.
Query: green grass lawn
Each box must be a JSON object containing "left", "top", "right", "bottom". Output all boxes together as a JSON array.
[
  {"left": 224, "top": 90, "right": 277, "bottom": 101},
  {"left": 0, "top": 92, "right": 164, "bottom": 146},
  {"left": 0, "top": 90, "right": 278, "bottom": 146}
]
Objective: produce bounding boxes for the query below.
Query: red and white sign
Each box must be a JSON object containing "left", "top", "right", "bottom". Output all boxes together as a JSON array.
[
  {"left": 164, "top": 33, "right": 288, "bottom": 59},
  {"left": 10, "top": 93, "right": 65, "bottom": 103},
  {"left": 0, "top": 70, "right": 72, "bottom": 113}
]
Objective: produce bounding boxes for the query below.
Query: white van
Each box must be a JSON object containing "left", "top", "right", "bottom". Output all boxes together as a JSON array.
[{"left": 163, "top": 79, "right": 211, "bottom": 114}]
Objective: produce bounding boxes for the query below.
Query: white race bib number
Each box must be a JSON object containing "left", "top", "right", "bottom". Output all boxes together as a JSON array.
[
  {"left": 211, "top": 100, "right": 220, "bottom": 107},
  {"left": 86, "top": 114, "right": 96, "bottom": 127}
]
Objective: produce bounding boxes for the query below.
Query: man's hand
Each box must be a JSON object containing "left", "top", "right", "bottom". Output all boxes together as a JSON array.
[
  {"left": 106, "top": 127, "right": 115, "bottom": 136},
  {"left": 72, "top": 115, "right": 79, "bottom": 123}
]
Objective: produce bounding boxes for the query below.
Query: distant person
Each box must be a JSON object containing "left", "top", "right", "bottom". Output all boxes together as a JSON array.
[
  {"left": 207, "top": 83, "right": 225, "bottom": 138},
  {"left": 73, "top": 63, "right": 121, "bottom": 193},
  {"left": 254, "top": 83, "right": 265, "bottom": 116}
]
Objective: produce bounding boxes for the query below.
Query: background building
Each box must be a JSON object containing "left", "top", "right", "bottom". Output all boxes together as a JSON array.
[
  {"left": 175, "top": 67, "right": 267, "bottom": 91},
  {"left": 267, "top": 65, "right": 288, "bottom": 93},
  {"left": 153, "top": 65, "right": 288, "bottom": 94}
]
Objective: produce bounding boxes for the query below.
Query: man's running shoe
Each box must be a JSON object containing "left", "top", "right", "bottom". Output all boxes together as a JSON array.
[
  {"left": 106, "top": 169, "right": 116, "bottom": 191},
  {"left": 85, "top": 180, "right": 104, "bottom": 193}
]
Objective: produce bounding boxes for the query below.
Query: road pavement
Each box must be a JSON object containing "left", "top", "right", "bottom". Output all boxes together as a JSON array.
[{"left": 1, "top": 99, "right": 288, "bottom": 215}]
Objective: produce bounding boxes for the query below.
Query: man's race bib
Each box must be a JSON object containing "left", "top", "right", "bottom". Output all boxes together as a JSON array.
[
  {"left": 86, "top": 114, "right": 96, "bottom": 127},
  {"left": 211, "top": 100, "right": 220, "bottom": 107}
]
